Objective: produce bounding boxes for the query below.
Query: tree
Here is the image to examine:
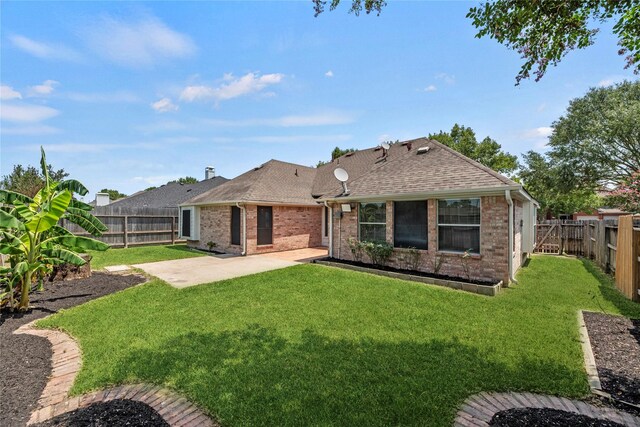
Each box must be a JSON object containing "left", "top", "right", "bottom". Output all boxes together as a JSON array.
[
  {"left": 317, "top": 147, "right": 357, "bottom": 167},
  {"left": 313, "top": 1, "right": 640, "bottom": 84},
  {"left": 1, "top": 164, "right": 68, "bottom": 198},
  {"left": 99, "top": 188, "right": 127, "bottom": 201},
  {"left": 428, "top": 124, "right": 518, "bottom": 175},
  {"left": 144, "top": 186, "right": 158, "bottom": 192},
  {"left": 519, "top": 150, "right": 600, "bottom": 218},
  {"left": 0, "top": 148, "right": 108, "bottom": 310},
  {"left": 605, "top": 171, "right": 640, "bottom": 213},
  {"left": 547, "top": 80, "right": 640, "bottom": 191},
  {"left": 167, "top": 177, "right": 198, "bottom": 185}
]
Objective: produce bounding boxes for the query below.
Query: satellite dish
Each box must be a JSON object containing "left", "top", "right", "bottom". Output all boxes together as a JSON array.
[
  {"left": 333, "top": 168, "right": 349, "bottom": 182},
  {"left": 381, "top": 142, "right": 391, "bottom": 150}
]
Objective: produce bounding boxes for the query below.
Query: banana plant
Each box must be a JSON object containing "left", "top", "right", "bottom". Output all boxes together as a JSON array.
[{"left": 0, "top": 148, "right": 109, "bottom": 311}]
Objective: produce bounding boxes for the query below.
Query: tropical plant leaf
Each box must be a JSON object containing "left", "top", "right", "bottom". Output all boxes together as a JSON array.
[
  {"left": 13, "top": 261, "right": 29, "bottom": 276},
  {"left": 11, "top": 200, "right": 34, "bottom": 222},
  {"left": 24, "top": 190, "right": 72, "bottom": 234},
  {"left": 56, "top": 180, "right": 89, "bottom": 196},
  {"left": 69, "top": 199, "right": 93, "bottom": 211},
  {"left": 47, "top": 225, "right": 74, "bottom": 237},
  {"left": 40, "top": 146, "right": 50, "bottom": 191},
  {"left": 0, "top": 190, "right": 34, "bottom": 205},
  {"left": 42, "top": 247, "right": 86, "bottom": 266},
  {"left": 0, "top": 210, "right": 24, "bottom": 230},
  {"left": 42, "top": 235, "right": 109, "bottom": 251},
  {"left": 64, "top": 207, "right": 108, "bottom": 236},
  {"left": 0, "top": 231, "right": 26, "bottom": 255}
]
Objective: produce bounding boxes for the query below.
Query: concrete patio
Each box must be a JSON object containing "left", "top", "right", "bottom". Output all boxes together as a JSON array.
[{"left": 133, "top": 247, "right": 327, "bottom": 288}]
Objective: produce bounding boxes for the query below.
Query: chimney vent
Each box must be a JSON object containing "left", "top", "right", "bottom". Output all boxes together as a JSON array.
[
  {"left": 95, "top": 192, "right": 110, "bottom": 206},
  {"left": 205, "top": 166, "right": 215, "bottom": 180}
]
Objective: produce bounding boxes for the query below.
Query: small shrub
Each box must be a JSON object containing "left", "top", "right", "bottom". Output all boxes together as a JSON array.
[
  {"left": 429, "top": 253, "right": 446, "bottom": 275},
  {"left": 347, "top": 237, "right": 364, "bottom": 262},
  {"left": 362, "top": 241, "right": 394, "bottom": 266},
  {"left": 404, "top": 247, "right": 421, "bottom": 271},
  {"left": 461, "top": 249, "right": 472, "bottom": 281},
  {"left": 206, "top": 241, "right": 217, "bottom": 252}
]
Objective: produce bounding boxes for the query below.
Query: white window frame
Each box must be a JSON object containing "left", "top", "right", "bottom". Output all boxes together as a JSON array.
[
  {"left": 436, "top": 198, "right": 481, "bottom": 254},
  {"left": 179, "top": 206, "right": 200, "bottom": 241},
  {"left": 358, "top": 202, "right": 386, "bottom": 242}
]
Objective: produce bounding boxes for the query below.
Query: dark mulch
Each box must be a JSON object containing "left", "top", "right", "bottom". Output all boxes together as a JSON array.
[
  {"left": 583, "top": 311, "right": 640, "bottom": 405},
  {"left": 32, "top": 399, "right": 169, "bottom": 427},
  {"left": 489, "top": 407, "right": 624, "bottom": 427},
  {"left": 0, "top": 273, "right": 146, "bottom": 427},
  {"left": 318, "top": 257, "right": 498, "bottom": 287}
]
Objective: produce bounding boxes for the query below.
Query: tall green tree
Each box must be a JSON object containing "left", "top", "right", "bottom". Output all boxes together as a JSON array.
[
  {"left": 1, "top": 164, "right": 68, "bottom": 198},
  {"left": 99, "top": 188, "right": 127, "bottom": 201},
  {"left": 0, "top": 148, "right": 108, "bottom": 310},
  {"left": 547, "top": 80, "right": 640, "bottom": 191},
  {"left": 313, "top": 1, "right": 640, "bottom": 84},
  {"left": 428, "top": 124, "right": 518, "bottom": 175}
]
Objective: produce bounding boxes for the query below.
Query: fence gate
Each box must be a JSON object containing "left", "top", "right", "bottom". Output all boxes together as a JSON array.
[{"left": 535, "top": 223, "right": 561, "bottom": 254}]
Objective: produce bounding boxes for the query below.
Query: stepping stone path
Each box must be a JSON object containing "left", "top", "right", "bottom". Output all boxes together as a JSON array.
[
  {"left": 14, "top": 321, "right": 217, "bottom": 427},
  {"left": 454, "top": 392, "right": 640, "bottom": 427},
  {"left": 104, "top": 265, "right": 131, "bottom": 273}
]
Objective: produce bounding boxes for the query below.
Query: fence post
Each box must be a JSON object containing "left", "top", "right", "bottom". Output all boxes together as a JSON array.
[
  {"left": 171, "top": 216, "right": 175, "bottom": 245},
  {"left": 123, "top": 216, "right": 128, "bottom": 248}
]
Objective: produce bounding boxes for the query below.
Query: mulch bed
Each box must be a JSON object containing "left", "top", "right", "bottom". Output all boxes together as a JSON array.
[
  {"left": 319, "top": 257, "right": 497, "bottom": 287},
  {"left": 0, "top": 273, "right": 146, "bottom": 427},
  {"left": 489, "top": 407, "right": 624, "bottom": 427},
  {"left": 32, "top": 399, "right": 169, "bottom": 427},
  {"left": 583, "top": 311, "right": 640, "bottom": 406}
]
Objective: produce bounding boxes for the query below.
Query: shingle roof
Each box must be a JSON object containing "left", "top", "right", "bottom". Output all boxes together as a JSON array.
[
  {"left": 184, "top": 160, "right": 318, "bottom": 205},
  {"left": 109, "top": 176, "right": 229, "bottom": 208},
  {"left": 315, "top": 137, "right": 518, "bottom": 199}
]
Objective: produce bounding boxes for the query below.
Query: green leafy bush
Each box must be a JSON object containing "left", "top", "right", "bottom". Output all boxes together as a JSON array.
[
  {"left": 362, "top": 241, "right": 393, "bottom": 266},
  {"left": 347, "top": 237, "right": 364, "bottom": 262}
]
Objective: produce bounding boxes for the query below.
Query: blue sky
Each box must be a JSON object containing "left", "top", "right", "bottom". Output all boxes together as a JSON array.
[{"left": 1, "top": 1, "right": 637, "bottom": 198}]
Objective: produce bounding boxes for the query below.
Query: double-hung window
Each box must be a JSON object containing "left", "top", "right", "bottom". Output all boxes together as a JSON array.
[
  {"left": 359, "top": 202, "right": 386, "bottom": 242},
  {"left": 394, "top": 201, "right": 427, "bottom": 249},
  {"left": 437, "top": 199, "right": 480, "bottom": 253}
]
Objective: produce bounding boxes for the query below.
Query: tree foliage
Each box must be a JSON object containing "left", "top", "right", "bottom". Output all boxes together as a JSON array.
[
  {"left": 168, "top": 177, "right": 198, "bottom": 185},
  {"left": 547, "top": 80, "right": 640, "bottom": 191},
  {"left": 313, "top": 0, "right": 386, "bottom": 16},
  {"left": 1, "top": 164, "right": 68, "bottom": 198},
  {"left": 99, "top": 188, "right": 127, "bottom": 201},
  {"left": 428, "top": 124, "right": 518, "bottom": 175},
  {"left": 0, "top": 148, "right": 108, "bottom": 310},
  {"left": 317, "top": 147, "right": 357, "bottom": 167},
  {"left": 519, "top": 151, "right": 600, "bottom": 218},
  {"left": 605, "top": 171, "right": 640, "bottom": 213}
]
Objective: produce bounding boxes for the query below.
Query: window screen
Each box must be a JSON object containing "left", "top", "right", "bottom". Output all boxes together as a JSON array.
[
  {"left": 231, "top": 206, "right": 241, "bottom": 245},
  {"left": 437, "top": 199, "right": 480, "bottom": 253},
  {"left": 394, "top": 201, "right": 427, "bottom": 249},
  {"left": 359, "top": 202, "right": 386, "bottom": 243},
  {"left": 181, "top": 209, "right": 191, "bottom": 237},
  {"left": 257, "top": 206, "right": 273, "bottom": 245}
]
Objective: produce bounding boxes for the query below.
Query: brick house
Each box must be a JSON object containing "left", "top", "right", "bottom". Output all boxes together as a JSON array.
[{"left": 180, "top": 138, "right": 538, "bottom": 284}]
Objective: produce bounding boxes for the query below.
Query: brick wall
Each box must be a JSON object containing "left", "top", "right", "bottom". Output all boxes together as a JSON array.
[
  {"left": 190, "top": 204, "right": 323, "bottom": 255},
  {"left": 331, "top": 196, "right": 513, "bottom": 284}
]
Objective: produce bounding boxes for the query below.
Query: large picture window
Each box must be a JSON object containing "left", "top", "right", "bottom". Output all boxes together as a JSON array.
[
  {"left": 394, "top": 201, "right": 427, "bottom": 249},
  {"left": 359, "top": 202, "right": 386, "bottom": 242},
  {"left": 257, "top": 206, "right": 273, "bottom": 245},
  {"left": 438, "top": 199, "right": 480, "bottom": 253}
]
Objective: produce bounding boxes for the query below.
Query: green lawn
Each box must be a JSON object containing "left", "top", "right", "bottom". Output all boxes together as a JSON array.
[
  {"left": 39, "top": 256, "right": 640, "bottom": 426},
  {"left": 88, "top": 244, "right": 204, "bottom": 270}
]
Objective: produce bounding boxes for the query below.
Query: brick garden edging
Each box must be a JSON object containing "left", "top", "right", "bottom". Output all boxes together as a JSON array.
[
  {"left": 14, "top": 321, "right": 217, "bottom": 426},
  {"left": 454, "top": 392, "right": 640, "bottom": 427}
]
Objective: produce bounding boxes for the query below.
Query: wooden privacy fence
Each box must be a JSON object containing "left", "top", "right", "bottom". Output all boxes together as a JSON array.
[
  {"left": 536, "top": 217, "right": 639, "bottom": 302},
  {"left": 61, "top": 206, "right": 184, "bottom": 248}
]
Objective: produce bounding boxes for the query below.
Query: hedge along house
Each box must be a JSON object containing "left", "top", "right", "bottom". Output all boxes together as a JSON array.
[
  {"left": 179, "top": 160, "right": 324, "bottom": 255},
  {"left": 316, "top": 138, "right": 538, "bottom": 285},
  {"left": 180, "top": 137, "right": 537, "bottom": 284}
]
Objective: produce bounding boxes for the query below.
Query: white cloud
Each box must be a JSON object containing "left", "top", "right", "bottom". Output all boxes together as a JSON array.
[
  {"left": 24, "top": 143, "right": 120, "bottom": 153},
  {"left": 132, "top": 174, "right": 182, "bottom": 185},
  {"left": 435, "top": 73, "right": 455, "bottom": 85},
  {"left": 537, "top": 103, "right": 546, "bottom": 112},
  {"left": 325, "top": 70, "right": 334, "bottom": 77},
  {"left": 522, "top": 127, "right": 553, "bottom": 139},
  {"left": 212, "top": 134, "right": 352, "bottom": 144},
  {"left": 1, "top": 124, "right": 61, "bottom": 135},
  {"left": 180, "top": 72, "right": 285, "bottom": 102},
  {"left": 1, "top": 85, "right": 22, "bottom": 100},
  {"left": 27, "top": 80, "right": 59, "bottom": 97},
  {"left": 0, "top": 104, "right": 60, "bottom": 122},
  {"left": 204, "top": 111, "right": 355, "bottom": 128},
  {"left": 377, "top": 134, "right": 391, "bottom": 143},
  {"left": 83, "top": 15, "right": 196, "bottom": 67},
  {"left": 597, "top": 76, "right": 625, "bottom": 87},
  {"left": 66, "top": 91, "right": 140, "bottom": 103},
  {"left": 151, "top": 97, "right": 179, "bottom": 113},
  {"left": 424, "top": 85, "right": 437, "bottom": 92},
  {"left": 9, "top": 35, "right": 82, "bottom": 61}
]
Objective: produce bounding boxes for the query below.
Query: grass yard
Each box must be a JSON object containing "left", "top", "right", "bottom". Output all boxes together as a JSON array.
[
  {"left": 88, "top": 244, "right": 204, "bottom": 270},
  {"left": 39, "top": 256, "right": 640, "bottom": 426}
]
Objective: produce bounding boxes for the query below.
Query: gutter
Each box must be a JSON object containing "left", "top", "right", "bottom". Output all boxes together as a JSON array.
[
  {"left": 236, "top": 202, "right": 246, "bottom": 256},
  {"left": 324, "top": 201, "right": 333, "bottom": 258},
  {"left": 321, "top": 185, "right": 524, "bottom": 203},
  {"left": 505, "top": 189, "right": 518, "bottom": 285}
]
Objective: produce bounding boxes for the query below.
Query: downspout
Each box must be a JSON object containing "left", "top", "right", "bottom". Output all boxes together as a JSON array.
[
  {"left": 505, "top": 190, "right": 518, "bottom": 284},
  {"left": 236, "top": 202, "right": 246, "bottom": 256},
  {"left": 324, "top": 201, "right": 333, "bottom": 258}
]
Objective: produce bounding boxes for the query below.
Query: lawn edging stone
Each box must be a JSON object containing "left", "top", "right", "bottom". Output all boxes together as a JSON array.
[
  {"left": 15, "top": 320, "right": 218, "bottom": 427},
  {"left": 314, "top": 259, "right": 502, "bottom": 296},
  {"left": 578, "top": 310, "right": 603, "bottom": 392}
]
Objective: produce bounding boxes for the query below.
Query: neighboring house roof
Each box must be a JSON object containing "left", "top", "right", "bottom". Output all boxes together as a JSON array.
[
  {"left": 185, "top": 160, "right": 318, "bottom": 206},
  {"left": 183, "top": 137, "right": 530, "bottom": 207},
  {"left": 109, "top": 176, "right": 229, "bottom": 208},
  {"left": 598, "top": 208, "right": 629, "bottom": 215}
]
